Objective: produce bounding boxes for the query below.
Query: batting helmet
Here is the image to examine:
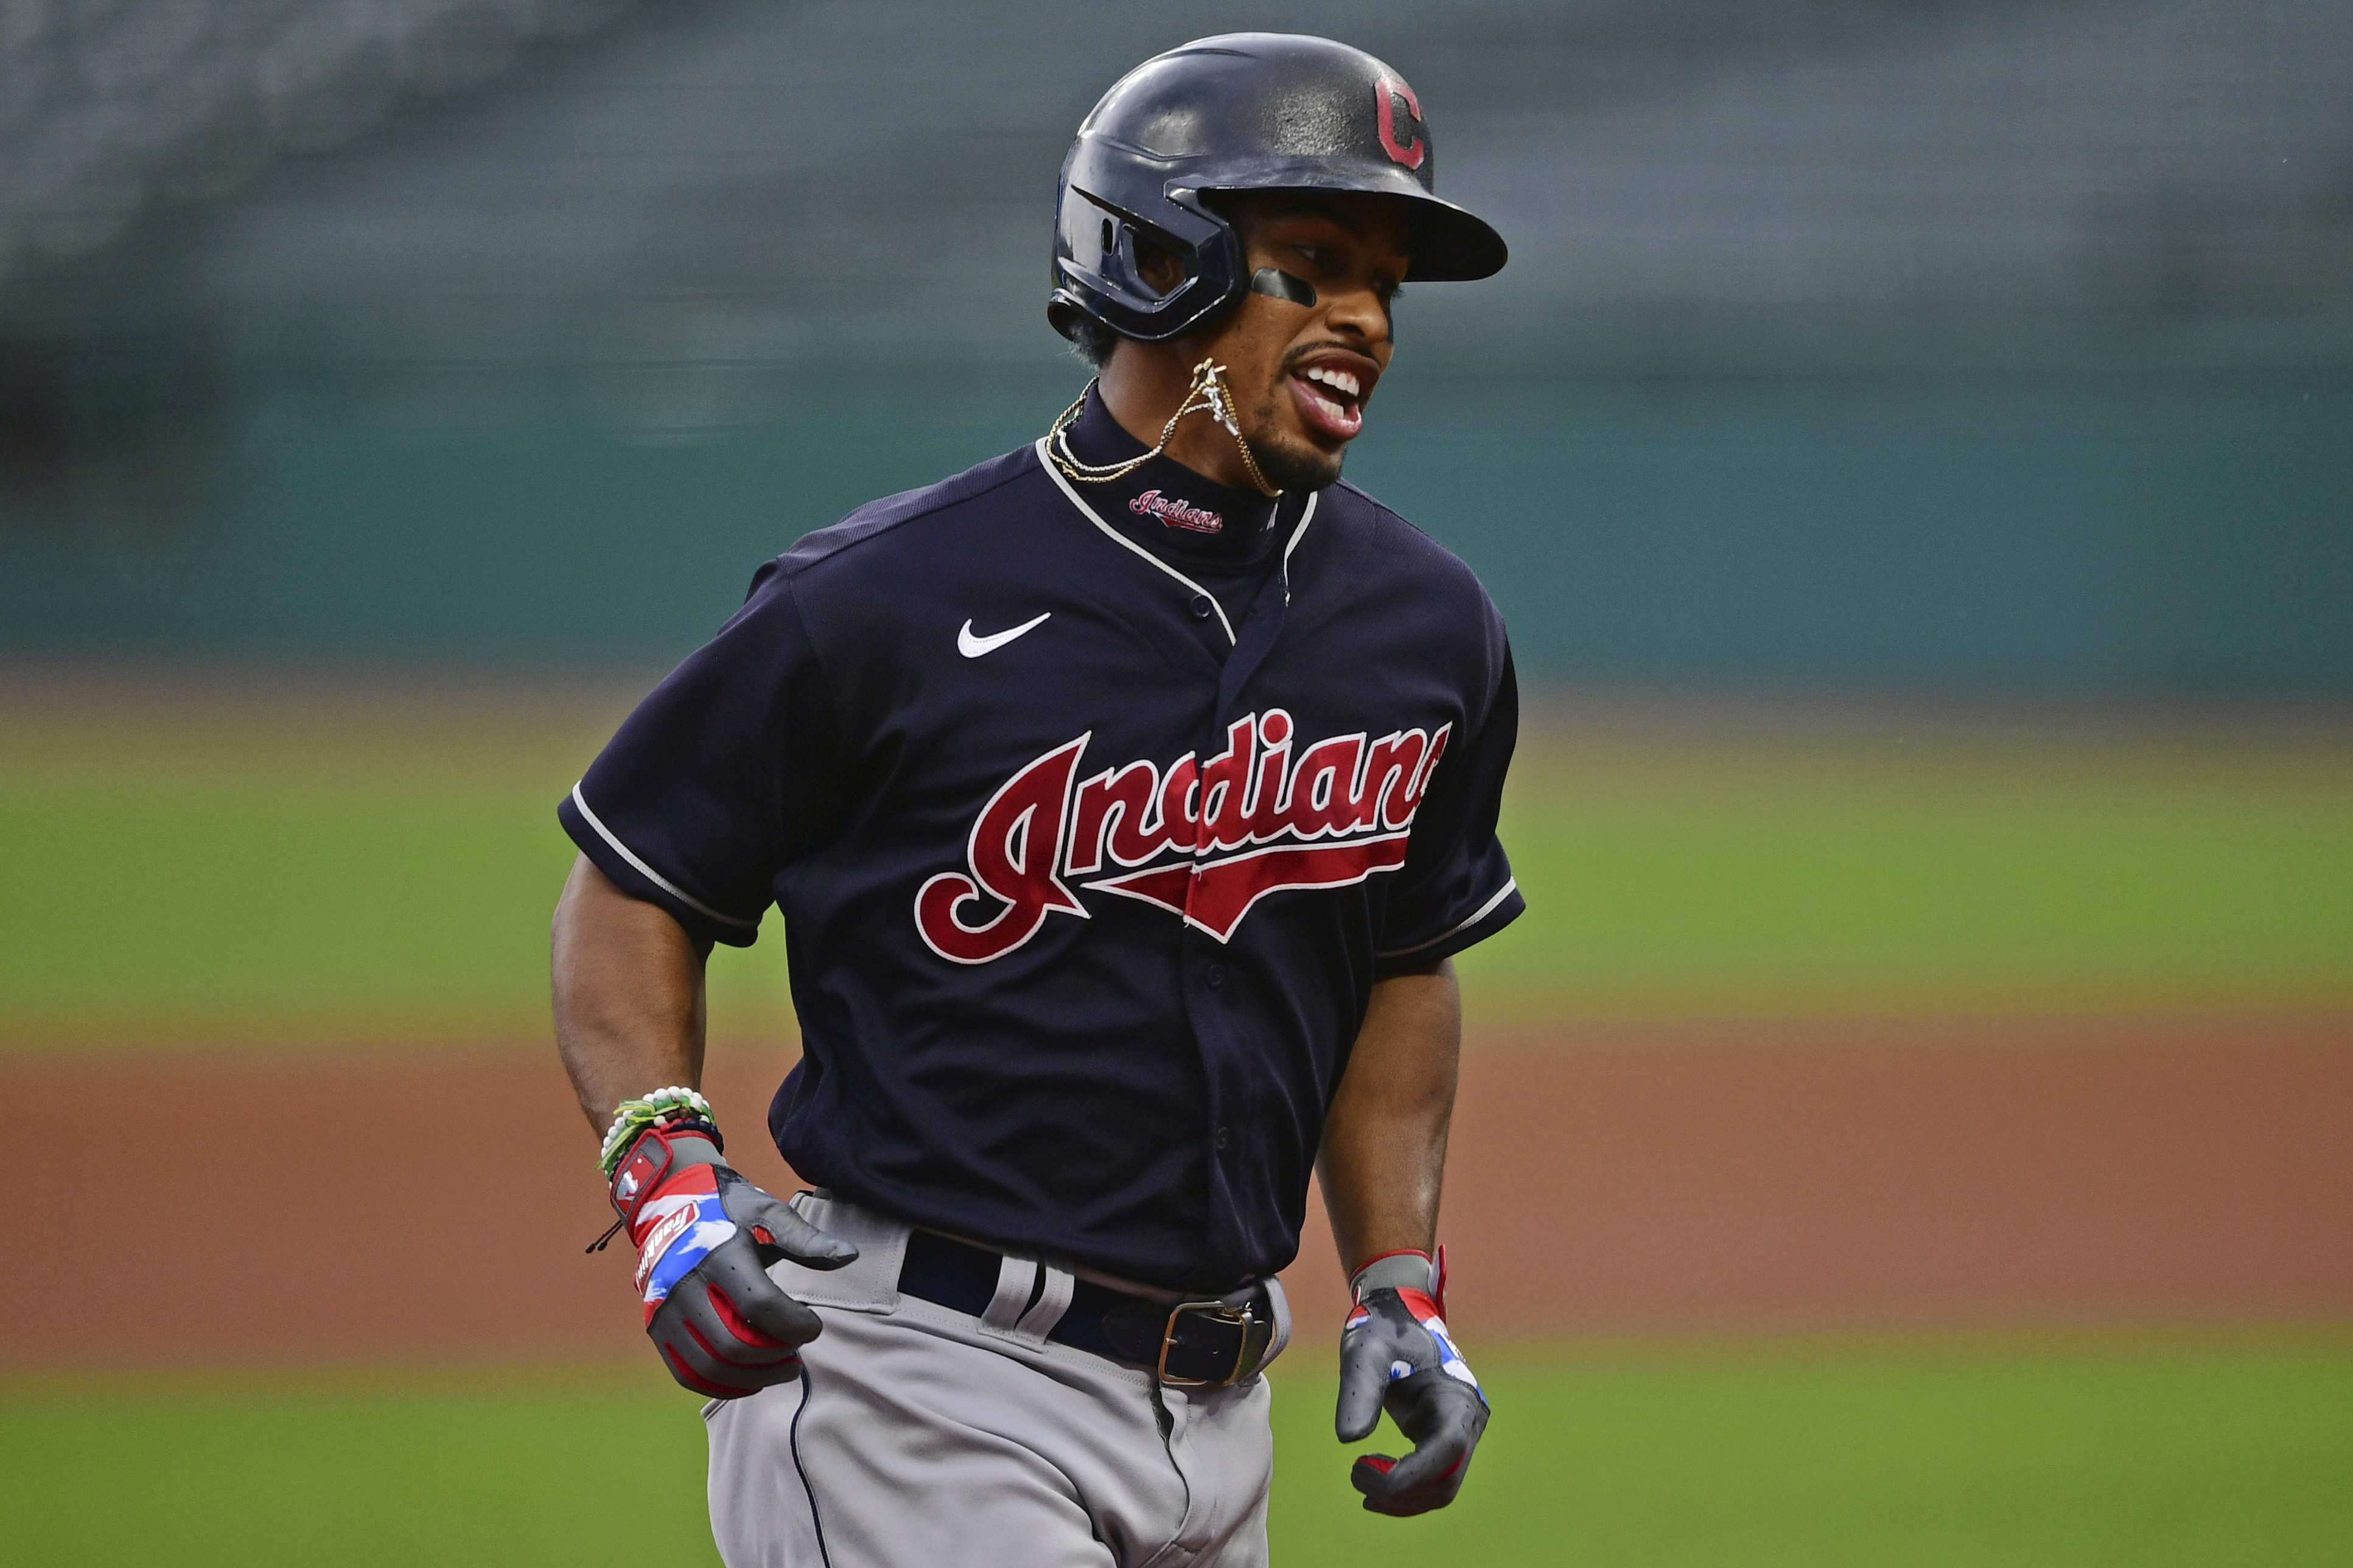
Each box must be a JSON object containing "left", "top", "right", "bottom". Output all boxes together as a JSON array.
[{"left": 1048, "top": 33, "right": 1508, "bottom": 346}]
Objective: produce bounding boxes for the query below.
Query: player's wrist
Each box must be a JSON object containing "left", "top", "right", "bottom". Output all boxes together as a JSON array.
[
  {"left": 1353, "top": 1242, "right": 1453, "bottom": 1317},
  {"left": 598, "top": 1084, "right": 721, "bottom": 1175},
  {"left": 607, "top": 1115, "right": 728, "bottom": 1230},
  {"left": 1349, "top": 1249, "right": 1435, "bottom": 1299}
]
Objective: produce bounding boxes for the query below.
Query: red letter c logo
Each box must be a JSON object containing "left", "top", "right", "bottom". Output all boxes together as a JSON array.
[{"left": 1374, "top": 78, "right": 1425, "bottom": 171}]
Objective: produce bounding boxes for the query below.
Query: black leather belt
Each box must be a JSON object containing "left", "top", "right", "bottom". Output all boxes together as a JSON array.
[{"left": 897, "top": 1230, "right": 1274, "bottom": 1387}]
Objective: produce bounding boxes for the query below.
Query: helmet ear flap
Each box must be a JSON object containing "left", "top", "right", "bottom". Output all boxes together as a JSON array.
[
  {"left": 1050, "top": 169, "right": 1248, "bottom": 345},
  {"left": 1073, "top": 196, "right": 1183, "bottom": 314}
]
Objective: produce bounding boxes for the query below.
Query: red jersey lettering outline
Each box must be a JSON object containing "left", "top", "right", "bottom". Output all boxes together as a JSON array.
[
  {"left": 1066, "top": 759, "right": 1163, "bottom": 874},
  {"left": 913, "top": 711, "right": 1450, "bottom": 961},
  {"left": 914, "top": 735, "right": 1090, "bottom": 964}
]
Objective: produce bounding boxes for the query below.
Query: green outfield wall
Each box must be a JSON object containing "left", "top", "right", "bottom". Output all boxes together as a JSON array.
[{"left": 2, "top": 358, "right": 2347, "bottom": 689}]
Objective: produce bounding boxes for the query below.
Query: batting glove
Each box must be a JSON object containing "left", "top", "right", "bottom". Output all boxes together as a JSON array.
[
  {"left": 609, "top": 1120, "right": 857, "bottom": 1399},
  {"left": 1335, "top": 1249, "right": 1488, "bottom": 1516}
]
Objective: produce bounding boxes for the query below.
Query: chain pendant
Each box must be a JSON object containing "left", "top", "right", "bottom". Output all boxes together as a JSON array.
[{"left": 1046, "top": 360, "right": 1283, "bottom": 498}]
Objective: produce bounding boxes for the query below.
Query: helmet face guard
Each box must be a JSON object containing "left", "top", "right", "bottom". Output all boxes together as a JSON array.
[
  {"left": 1049, "top": 33, "right": 1508, "bottom": 347},
  {"left": 1051, "top": 164, "right": 1242, "bottom": 343}
]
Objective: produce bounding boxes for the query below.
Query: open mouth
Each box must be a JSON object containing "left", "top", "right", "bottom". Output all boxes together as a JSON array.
[{"left": 1288, "top": 360, "right": 1371, "bottom": 441}]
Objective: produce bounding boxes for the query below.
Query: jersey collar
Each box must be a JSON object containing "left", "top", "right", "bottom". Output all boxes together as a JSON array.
[{"left": 1035, "top": 438, "right": 1318, "bottom": 649}]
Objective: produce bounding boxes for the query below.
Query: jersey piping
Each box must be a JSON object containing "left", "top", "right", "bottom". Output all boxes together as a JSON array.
[
  {"left": 1279, "top": 495, "right": 1318, "bottom": 602},
  {"left": 1035, "top": 437, "right": 1242, "bottom": 645},
  {"left": 1376, "top": 875, "right": 1520, "bottom": 958},
  {"left": 569, "top": 782, "right": 761, "bottom": 929}
]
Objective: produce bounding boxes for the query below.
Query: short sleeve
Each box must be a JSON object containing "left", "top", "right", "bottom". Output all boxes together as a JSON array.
[
  {"left": 1372, "top": 637, "right": 1524, "bottom": 977},
  {"left": 557, "top": 562, "right": 845, "bottom": 947}
]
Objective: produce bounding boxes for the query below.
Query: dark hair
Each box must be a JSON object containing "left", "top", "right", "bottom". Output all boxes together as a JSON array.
[{"left": 1064, "top": 313, "right": 1122, "bottom": 369}]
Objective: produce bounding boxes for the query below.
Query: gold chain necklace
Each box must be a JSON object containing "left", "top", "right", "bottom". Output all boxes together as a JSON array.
[{"left": 1046, "top": 358, "right": 1283, "bottom": 498}]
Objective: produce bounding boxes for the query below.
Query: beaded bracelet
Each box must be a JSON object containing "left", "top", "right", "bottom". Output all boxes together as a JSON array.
[{"left": 598, "top": 1085, "right": 719, "bottom": 1176}]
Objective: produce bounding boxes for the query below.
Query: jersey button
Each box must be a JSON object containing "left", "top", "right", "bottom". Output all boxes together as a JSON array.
[
  {"left": 1205, "top": 964, "right": 1225, "bottom": 990},
  {"left": 1189, "top": 594, "right": 1214, "bottom": 619},
  {"left": 1215, "top": 1126, "right": 1232, "bottom": 1152}
]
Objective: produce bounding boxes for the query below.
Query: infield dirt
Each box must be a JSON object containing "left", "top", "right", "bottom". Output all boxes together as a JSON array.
[{"left": 13, "top": 1014, "right": 2349, "bottom": 1369}]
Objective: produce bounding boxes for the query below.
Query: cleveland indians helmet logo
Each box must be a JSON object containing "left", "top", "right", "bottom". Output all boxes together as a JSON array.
[
  {"left": 915, "top": 709, "right": 1449, "bottom": 964},
  {"left": 1374, "top": 78, "right": 1426, "bottom": 171}
]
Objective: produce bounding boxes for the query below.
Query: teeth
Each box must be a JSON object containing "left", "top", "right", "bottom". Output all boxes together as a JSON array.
[{"left": 1303, "top": 367, "right": 1361, "bottom": 400}]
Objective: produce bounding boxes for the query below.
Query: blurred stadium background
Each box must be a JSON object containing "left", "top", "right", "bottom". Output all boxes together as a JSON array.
[{"left": 3, "top": 2, "right": 2349, "bottom": 1564}]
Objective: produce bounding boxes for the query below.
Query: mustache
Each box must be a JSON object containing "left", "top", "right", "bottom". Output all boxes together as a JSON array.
[{"left": 1277, "top": 341, "right": 1376, "bottom": 376}]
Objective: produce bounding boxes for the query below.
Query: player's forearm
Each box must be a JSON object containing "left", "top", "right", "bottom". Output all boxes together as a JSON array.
[
  {"left": 551, "top": 854, "right": 713, "bottom": 1140},
  {"left": 1315, "top": 960, "right": 1461, "bottom": 1277}
]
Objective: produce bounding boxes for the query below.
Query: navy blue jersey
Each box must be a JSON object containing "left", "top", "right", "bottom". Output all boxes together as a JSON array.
[{"left": 559, "top": 428, "right": 1522, "bottom": 1289}]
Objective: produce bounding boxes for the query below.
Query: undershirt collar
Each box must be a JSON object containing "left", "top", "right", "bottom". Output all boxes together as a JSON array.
[{"left": 1060, "top": 385, "right": 1287, "bottom": 566}]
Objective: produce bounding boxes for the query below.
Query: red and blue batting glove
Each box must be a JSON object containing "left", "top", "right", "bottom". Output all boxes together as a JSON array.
[
  {"left": 1335, "top": 1248, "right": 1488, "bottom": 1516},
  {"left": 609, "top": 1120, "right": 857, "bottom": 1399}
]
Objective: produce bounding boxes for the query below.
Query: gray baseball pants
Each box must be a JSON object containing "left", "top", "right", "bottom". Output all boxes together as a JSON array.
[{"left": 704, "top": 1192, "right": 1291, "bottom": 1568}]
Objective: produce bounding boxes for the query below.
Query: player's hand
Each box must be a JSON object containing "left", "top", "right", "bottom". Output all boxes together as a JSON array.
[
  {"left": 610, "top": 1121, "right": 858, "bottom": 1399},
  {"left": 1334, "top": 1274, "right": 1489, "bottom": 1516}
]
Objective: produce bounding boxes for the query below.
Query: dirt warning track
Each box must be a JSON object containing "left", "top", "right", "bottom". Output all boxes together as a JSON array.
[{"left": 9, "top": 1016, "right": 2349, "bottom": 1368}]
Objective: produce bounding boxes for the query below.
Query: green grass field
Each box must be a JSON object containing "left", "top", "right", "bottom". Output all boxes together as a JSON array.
[
  {"left": 7, "top": 685, "right": 2348, "bottom": 1563},
  {"left": 7, "top": 1338, "right": 2348, "bottom": 1566},
  {"left": 4, "top": 691, "right": 2348, "bottom": 1047},
  {"left": 1475, "top": 728, "right": 2353, "bottom": 1018}
]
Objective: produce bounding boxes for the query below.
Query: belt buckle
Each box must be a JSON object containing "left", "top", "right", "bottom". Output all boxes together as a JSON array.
[{"left": 1158, "top": 1298, "right": 1253, "bottom": 1388}]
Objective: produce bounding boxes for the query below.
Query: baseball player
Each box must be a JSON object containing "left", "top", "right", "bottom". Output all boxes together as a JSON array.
[{"left": 552, "top": 34, "right": 1519, "bottom": 1566}]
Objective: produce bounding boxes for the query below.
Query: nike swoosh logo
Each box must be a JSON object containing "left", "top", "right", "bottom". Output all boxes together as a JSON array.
[{"left": 957, "top": 612, "right": 1052, "bottom": 658}]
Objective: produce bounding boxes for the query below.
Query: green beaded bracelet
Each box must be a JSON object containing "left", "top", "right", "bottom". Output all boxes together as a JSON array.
[{"left": 598, "top": 1085, "right": 715, "bottom": 1176}]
